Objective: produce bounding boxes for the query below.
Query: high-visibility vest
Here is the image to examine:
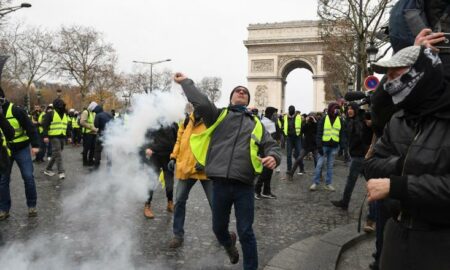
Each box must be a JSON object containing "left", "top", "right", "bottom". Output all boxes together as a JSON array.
[
  {"left": 71, "top": 117, "right": 80, "bottom": 129},
  {"left": 5, "top": 103, "right": 29, "bottom": 144},
  {"left": 0, "top": 128, "right": 11, "bottom": 157},
  {"left": 322, "top": 115, "right": 341, "bottom": 142},
  {"left": 48, "top": 112, "right": 68, "bottom": 136},
  {"left": 190, "top": 109, "right": 264, "bottom": 174},
  {"left": 277, "top": 118, "right": 282, "bottom": 129},
  {"left": 82, "top": 111, "right": 96, "bottom": 134},
  {"left": 283, "top": 114, "right": 302, "bottom": 136},
  {"left": 38, "top": 112, "right": 45, "bottom": 134}
]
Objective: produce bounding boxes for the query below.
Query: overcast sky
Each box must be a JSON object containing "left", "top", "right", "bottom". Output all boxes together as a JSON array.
[{"left": 11, "top": 0, "right": 318, "bottom": 111}]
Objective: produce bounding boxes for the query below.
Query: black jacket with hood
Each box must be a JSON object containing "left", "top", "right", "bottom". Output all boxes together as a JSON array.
[{"left": 365, "top": 46, "right": 450, "bottom": 226}]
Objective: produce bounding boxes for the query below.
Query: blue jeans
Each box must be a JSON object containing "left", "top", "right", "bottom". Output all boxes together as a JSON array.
[
  {"left": 173, "top": 179, "right": 213, "bottom": 238},
  {"left": 212, "top": 179, "right": 258, "bottom": 270},
  {"left": 312, "top": 146, "right": 338, "bottom": 185},
  {"left": 0, "top": 146, "right": 37, "bottom": 212},
  {"left": 286, "top": 135, "right": 302, "bottom": 171}
]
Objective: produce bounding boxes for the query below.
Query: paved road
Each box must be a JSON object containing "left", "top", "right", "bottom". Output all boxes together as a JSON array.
[{"left": 0, "top": 146, "right": 372, "bottom": 269}]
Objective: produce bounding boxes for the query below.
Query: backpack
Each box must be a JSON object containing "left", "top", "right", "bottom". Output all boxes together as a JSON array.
[{"left": 389, "top": 0, "right": 429, "bottom": 52}]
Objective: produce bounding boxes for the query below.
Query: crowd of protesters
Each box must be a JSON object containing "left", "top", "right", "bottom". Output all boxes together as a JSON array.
[{"left": 0, "top": 1, "right": 449, "bottom": 270}]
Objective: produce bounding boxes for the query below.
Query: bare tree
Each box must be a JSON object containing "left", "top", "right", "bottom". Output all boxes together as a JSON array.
[
  {"left": 318, "top": 0, "right": 393, "bottom": 94},
  {"left": 2, "top": 24, "right": 57, "bottom": 110},
  {"left": 54, "top": 25, "right": 116, "bottom": 103},
  {"left": 125, "top": 68, "right": 173, "bottom": 95},
  {"left": 197, "top": 76, "right": 222, "bottom": 104},
  {"left": 90, "top": 63, "right": 123, "bottom": 104}
]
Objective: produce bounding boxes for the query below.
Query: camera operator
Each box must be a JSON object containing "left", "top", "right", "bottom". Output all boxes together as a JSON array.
[{"left": 331, "top": 103, "right": 375, "bottom": 229}]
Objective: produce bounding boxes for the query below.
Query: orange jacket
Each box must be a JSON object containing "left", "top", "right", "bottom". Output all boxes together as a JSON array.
[{"left": 170, "top": 113, "right": 207, "bottom": 180}]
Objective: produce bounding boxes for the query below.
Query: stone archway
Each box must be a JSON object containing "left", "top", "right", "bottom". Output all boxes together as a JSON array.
[{"left": 244, "top": 20, "right": 326, "bottom": 112}]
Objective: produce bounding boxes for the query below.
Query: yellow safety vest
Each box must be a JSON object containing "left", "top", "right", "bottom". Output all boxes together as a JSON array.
[
  {"left": 38, "top": 112, "right": 45, "bottom": 134},
  {"left": 82, "top": 111, "right": 96, "bottom": 134},
  {"left": 322, "top": 115, "right": 341, "bottom": 142},
  {"left": 283, "top": 114, "right": 302, "bottom": 136},
  {"left": 0, "top": 128, "right": 11, "bottom": 157},
  {"left": 48, "top": 112, "right": 68, "bottom": 136},
  {"left": 71, "top": 117, "right": 80, "bottom": 129},
  {"left": 190, "top": 109, "right": 264, "bottom": 174},
  {"left": 5, "top": 103, "right": 29, "bottom": 144}
]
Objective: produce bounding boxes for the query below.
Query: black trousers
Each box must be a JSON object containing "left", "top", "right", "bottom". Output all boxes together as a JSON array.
[
  {"left": 380, "top": 218, "right": 450, "bottom": 270},
  {"left": 255, "top": 167, "right": 273, "bottom": 195},
  {"left": 82, "top": 133, "right": 96, "bottom": 164},
  {"left": 146, "top": 154, "right": 174, "bottom": 203}
]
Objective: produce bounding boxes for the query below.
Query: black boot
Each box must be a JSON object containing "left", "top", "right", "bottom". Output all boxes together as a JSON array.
[{"left": 331, "top": 200, "right": 348, "bottom": 210}]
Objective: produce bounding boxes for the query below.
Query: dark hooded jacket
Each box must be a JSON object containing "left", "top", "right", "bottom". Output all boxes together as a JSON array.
[
  {"left": 140, "top": 123, "right": 178, "bottom": 164},
  {"left": 346, "top": 103, "right": 373, "bottom": 157},
  {"left": 365, "top": 46, "right": 450, "bottom": 226},
  {"left": 93, "top": 105, "right": 113, "bottom": 136}
]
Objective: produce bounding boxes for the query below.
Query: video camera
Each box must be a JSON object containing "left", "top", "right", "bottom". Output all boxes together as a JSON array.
[{"left": 344, "top": 91, "right": 372, "bottom": 107}]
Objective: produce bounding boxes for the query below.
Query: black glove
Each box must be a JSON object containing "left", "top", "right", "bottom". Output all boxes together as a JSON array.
[
  {"left": 318, "top": 148, "right": 324, "bottom": 156},
  {"left": 167, "top": 159, "right": 176, "bottom": 172}
]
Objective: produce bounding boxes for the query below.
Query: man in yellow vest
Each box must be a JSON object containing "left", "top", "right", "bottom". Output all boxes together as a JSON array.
[
  {"left": 0, "top": 105, "right": 15, "bottom": 179},
  {"left": 0, "top": 87, "right": 40, "bottom": 220},
  {"left": 174, "top": 73, "right": 281, "bottom": 270},
  {"left": 80, "top": 101, "right": 98, "bottom": 166},
  {"left": 42, "top": 98, "right": 68, "bottom": 180},
  {"left": 71, "top": 111, "right": 81, "bottom": 146},
  {"left": 310, "top": 102, "right": 345, "bottom": 191},
  {"left": 282, "top": 105, "right": 304, "bottom": 177}
]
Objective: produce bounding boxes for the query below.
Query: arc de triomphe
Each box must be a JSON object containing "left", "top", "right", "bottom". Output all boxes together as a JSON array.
[{"left": 244, "top": 20, "right": 326, "bottom": 112}]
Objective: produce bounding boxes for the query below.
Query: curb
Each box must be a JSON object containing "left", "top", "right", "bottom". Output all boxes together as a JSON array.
[{"left": 264, "top": 223, "right": 369, "bottom": 270}]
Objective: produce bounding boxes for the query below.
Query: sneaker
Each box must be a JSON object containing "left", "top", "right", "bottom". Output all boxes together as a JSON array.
[
  {"left": 0, "top": 211, "right": 9, "bottom": 220},
  {"left": 331, "top": 200, "right": 348, "bottom": 210},
  {"left": 224, "top": 232, "right": 239, "bottom": 264},
  {"left": 309, "top": 183, "right": 318, "bottom": 191},
  {"left": 324, "top": 184, "right": 335, "bottom": 191},
  {"left": 43, "top": 170, "right": 56, "bottom": 177},
  {"left": 28, "top": 207, "right": 38, "bottom": 217},
  {"left": 254, "top": 193, "right": 262, "bottom": 200},
  {"left": 47, "top": 157, "right": 52, "bottom": 161},
  {"left": 364, "top": 219, "right": 376, "bottom": 233},
  {"left": 167, "top": 200, "right": 174, "bottom": 213},
  {"left": 58, "top": 173, "right": 65, "bottom": 180},
  {"left": 261, "top": 193, "right": 277, "bottom": 199},
  {"left": 275, "top": 168, "right": 280, "bottom": 173},
  {"left": 297, "top": 171, "right": 305, "bottom": 175},
  {"left": 144, "top": 203, "right": 154, "bottom": 219},
  {"left": 169, "top": 236, "right": 184, "bottom": 249}
]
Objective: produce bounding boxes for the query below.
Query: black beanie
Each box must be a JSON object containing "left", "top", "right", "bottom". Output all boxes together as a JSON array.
[
  {"left": 229, "top": 86, "right": 250, "bottom": 106},
  {"left": 264, "top": 106, "right": 277, "bottom": 119}
]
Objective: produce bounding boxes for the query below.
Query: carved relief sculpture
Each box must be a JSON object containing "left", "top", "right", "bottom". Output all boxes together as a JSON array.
[
  {"left": 255, "top": 85, "right": 269, "bottom": 108},
  {"left": 251, "top": 59, "right": 274, "bottom": 72}
]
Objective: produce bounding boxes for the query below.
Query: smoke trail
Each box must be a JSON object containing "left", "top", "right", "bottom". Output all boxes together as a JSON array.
[{"left": 0, "top": 91, "right": 186, "bottom": 269}]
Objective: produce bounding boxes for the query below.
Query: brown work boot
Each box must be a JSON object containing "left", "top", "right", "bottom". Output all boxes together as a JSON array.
[
  {"left": 167, "top": 200, "right": 174, "bottom": 213},
  {"left": 143, "top": 203, "right": 154, "bottom": 219},
  {"left": 364, "top": 219, "right": 376, "bottom": 233}
]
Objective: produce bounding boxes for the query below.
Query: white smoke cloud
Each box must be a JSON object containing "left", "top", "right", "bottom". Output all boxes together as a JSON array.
[{"left": 0, "top": 91, "right": 187, "bottom": 269}]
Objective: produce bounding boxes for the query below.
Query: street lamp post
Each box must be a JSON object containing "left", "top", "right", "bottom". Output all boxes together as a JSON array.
[
  {"left": 0, "top": 3, "right": 31, "bottom": 18},
  {"left": 132, "top": 59, "right": 171, "bottom": 93},
  {"left": 366, "top": 41, "right": 379, "bottom": 75}
]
